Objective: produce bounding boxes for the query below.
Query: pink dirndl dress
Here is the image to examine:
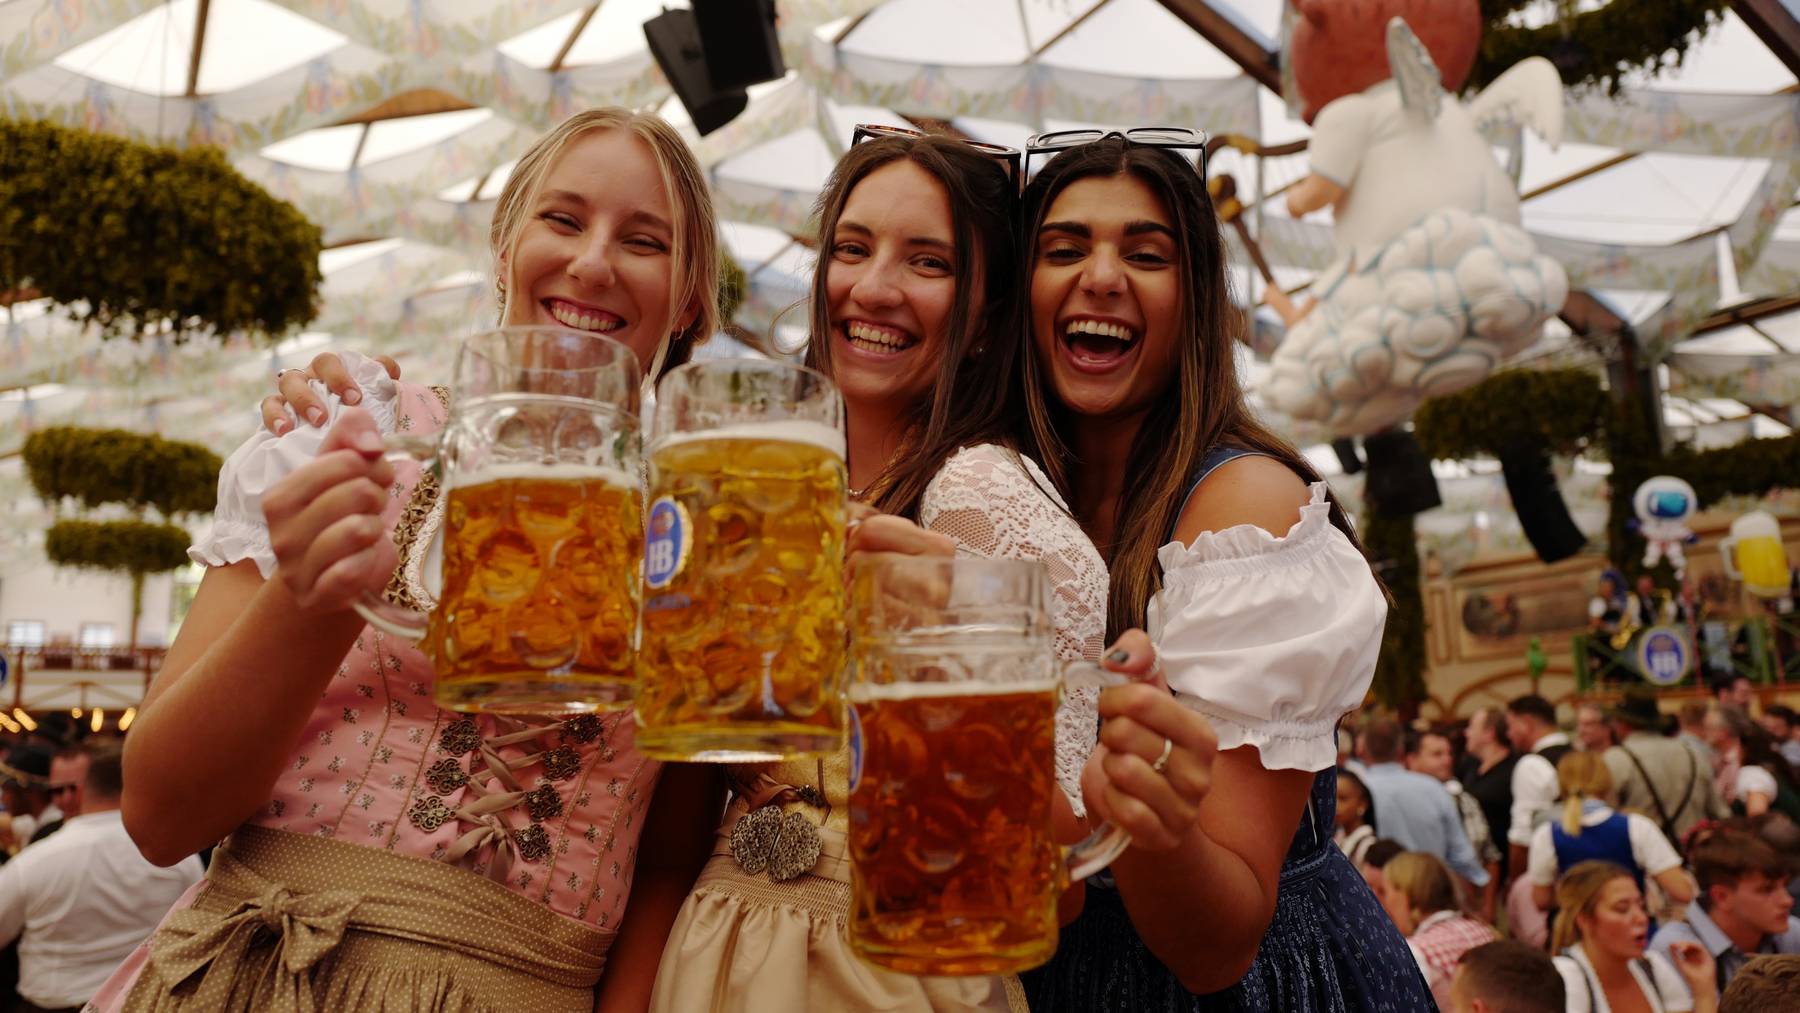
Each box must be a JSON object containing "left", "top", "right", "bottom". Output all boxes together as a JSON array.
[{"left": 90, "top": 362, "right": 660, "bottom": 1010}]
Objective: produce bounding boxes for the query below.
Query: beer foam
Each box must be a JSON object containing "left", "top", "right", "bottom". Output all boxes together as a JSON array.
[
  {"left": 849, "top": 679, "right": 1060, "bottom": 703},
  {"left": 652, "top": 419, "right": 845, "bottom": 458},
  {"left": 449, "top": 462, "right": 636, "bottom": 490}
]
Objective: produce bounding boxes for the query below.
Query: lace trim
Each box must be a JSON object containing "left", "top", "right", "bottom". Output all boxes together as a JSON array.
[{"left": 919, "top": 444, "right": 1108, "bottom": 819}]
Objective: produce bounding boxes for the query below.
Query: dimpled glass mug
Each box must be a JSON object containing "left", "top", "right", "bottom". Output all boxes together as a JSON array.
[
  {"left": 633, "top": 358, "right": 849, "bottom": 762},
  {"left": 845, "top": 555, "right": 1130, "bottom": 976},
  {"left": 355, "top": 326, "right": 643, "bottom": 715}
]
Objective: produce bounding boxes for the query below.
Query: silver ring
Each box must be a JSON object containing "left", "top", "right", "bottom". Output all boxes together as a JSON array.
[
  {"left": 1152, "top": 737, "right": 1173, "bottom": 773},
  {"left": 276, "top": 368, "right": 305, "bottom": 381}
]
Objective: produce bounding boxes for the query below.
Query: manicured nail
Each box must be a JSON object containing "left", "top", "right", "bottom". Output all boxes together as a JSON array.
[
  {"left": 343, "top": 388, "right": 362, "bottom": 405},
  {"left": 272, "top": 418, "right": 290, "bottom": 436},
  {"left": 354, "top": 431, "right": 383, "bottom": 455},
  {"left": 1105, "top": 649, "right": 1131, "bottom": 665},
  {"left": 306, "top": 407, "right": 327, "bottom": 427}
]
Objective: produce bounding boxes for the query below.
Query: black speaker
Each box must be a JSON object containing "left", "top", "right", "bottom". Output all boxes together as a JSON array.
[
  {"left": 1362, "top": 430, "right": 1442, "bottom": 516},
  {"left": 1331, "top": 436, "right": 1364, "bottom": 475},
  {"left": 644, "top": 8, "right": 747, "bottom": 136},
  {"left": 694, "top": 0, "right": 785, "bottom": 91},
  {"left": 1496, "top": 445, "right": 1587, "bottom": 563}
]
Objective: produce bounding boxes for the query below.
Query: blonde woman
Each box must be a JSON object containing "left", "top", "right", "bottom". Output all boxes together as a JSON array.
[
  {"left": 1551, "top": 861, "right": 1717, "bottom": 1013},
  {"left": 1379, "top": 851, "right": 1498, "bottom": 1007},
  {"left": 1526, "top": 752, "right": 1692, "bottom": 916},
  {"left": 92, "top": 109, "right": 732, "bottom": 1011}
]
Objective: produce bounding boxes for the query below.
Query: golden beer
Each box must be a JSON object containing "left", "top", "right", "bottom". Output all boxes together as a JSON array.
[
  {"left": 430, "top": 464, "right": 641, "bottom": 713},
  {"left": 847, "top": 678, "right": 1063, "bottom": 976},
  {"left": 635, "top": 421, "right": 847, "bottom": 760}
]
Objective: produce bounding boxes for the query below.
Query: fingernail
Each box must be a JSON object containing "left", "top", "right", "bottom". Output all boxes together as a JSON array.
[
  {"left": 272, "top": 419, "right": 290, "bottom": 436},
  {"left": 306, "top": 407, "right": 327, "bottom": 427},
  {"left": 1105, "top": 649, "right": 1131, "bottom": 665},
  {"left": 343, "top": 388, "right": 362, "bottom": 405},
  {"left": 354, "top": 431, "right": 383, "bottom": 455}
]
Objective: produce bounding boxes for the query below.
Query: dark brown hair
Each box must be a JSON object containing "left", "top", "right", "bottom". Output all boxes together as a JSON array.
[
  {"left": 1013, "top": 140, "right": 1361, "bottom": 638},
  {"left": 1689, "top": 827, "right": 1791, "bottom": 911},
  {"left": 1456, "top": 940, "right": 1566, "bottom": 1013},
  {"left": 1720, "top": 955, "right": 1800, "bottom": 1013},
  {"left": 83, "top": 740, "right": 125, "bottom": 800},
  {"left": 802, "top": 135, "right": 1023, "bottom": 521}
]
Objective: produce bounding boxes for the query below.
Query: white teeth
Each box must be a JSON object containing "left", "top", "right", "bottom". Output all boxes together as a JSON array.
[
  {"left": 549, "top": 302, "right": 622, "bottom": 332},
  {"left": 845, "top": 322, "right": 912, "bottom": 348},
  {"left": 1065, "top": 320, "right": 1135, "bottom": 343}
]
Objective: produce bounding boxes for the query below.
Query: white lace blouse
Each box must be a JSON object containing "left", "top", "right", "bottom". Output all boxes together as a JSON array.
[
  {"left": 919, "top": 443, "right": 1110, "bottom": 817},
  {"left": 1148, "top": 482, "right": 1386, "bottom": 772}
]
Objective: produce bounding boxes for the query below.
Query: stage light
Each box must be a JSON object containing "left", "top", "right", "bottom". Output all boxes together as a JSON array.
[
  {"left": 70, "top": 707, "right": 82, "bottom": 719},
  {"left": 91, "top": 708, "right": 103, "bottom": 734},
  {"left": 119, "top": 707, "right": 137, "bottom": 732},
  {"left": 12, "top": 708, "right": 35, "bottom": 731}
]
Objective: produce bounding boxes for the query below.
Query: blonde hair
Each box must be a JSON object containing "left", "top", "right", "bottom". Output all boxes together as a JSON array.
[
  {"left": 1551, "top": 860, "right": 1635, "bottom": 953},
  {"left": 1557, "top": 751, "right": 1613, "bottom": 836},
  {"left": 488, "top": 108, "right": 720, "bottom": 379},
  {"left": 1384, "top": 851, "right": 1460, "bottom": 926}
]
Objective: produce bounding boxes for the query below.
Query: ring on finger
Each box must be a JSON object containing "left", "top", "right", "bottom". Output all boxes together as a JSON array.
[
  {"left": 276, "top": 368, "right": 306, "bottom": 382},
  {"left": 1151, "top": 737, "right": 1173, "bottom": 773}
]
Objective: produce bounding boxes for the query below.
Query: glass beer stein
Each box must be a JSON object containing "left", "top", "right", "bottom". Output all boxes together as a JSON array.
[
  {"left": 845, "top": 555, "right": 1131, "bottom": 976},
  {"left": 634, "top": 358, "right": 848, "bottom": 761},
  {"left": 354, "top": 326, "right": 643, "bottom": 715}
]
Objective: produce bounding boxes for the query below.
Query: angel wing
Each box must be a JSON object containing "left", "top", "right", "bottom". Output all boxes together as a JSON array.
[
  {"left": 1467, "top": 56, "right": 1565, "bottom": 149},
  {"left": 1387, "top": 16, "right": 1443, "bottom": 124}
]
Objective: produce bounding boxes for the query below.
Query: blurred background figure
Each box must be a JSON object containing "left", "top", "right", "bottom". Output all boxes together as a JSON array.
[
  {"left": 1409, "top": 727, "right": 1501, "bottom": 920},
  {"left": 1337, "top": 767, "right": 1380, "bottom": 868},
  {"left": 1718, "top": 954, "right": 1800, "bottom": 1013},
  {"left": 1604, "top": 686, "right": 1727, "bottom": 846},
  {"left": 0, "top": 746, "right": 56, "bottom": 855},
  {"left": 1759, "top": 706, "right": 1800, "bottom": 769},
  {"left": 1653, "top": 828, "right": 1800, "bottom": 991},
  {"left": 1576, "top": 703, "right": 1618, "bottom": 753},
  {"left": 1708, "top": 709, "right": 1800, "bottom": 822},
  {"left": 1381, "top": 851, "right": 1499, "bottom": 1007},
  {"left": 0, "top": 743, "right": 202, "bottom": 1013},
  {"left": 1458, "top": 707, "right": 1519, "bottom": 885},
  {"left": 1526, "top": 752, "right": 1693, "bottom": 920},
  {"left": 1551, "top": 861, "right": 1717, "bottom": 1013},
  {"left": 1448, "top": 939, "right": 1565, "bottom": 1013},
  {"left": 1360, "top": 716, "right": 1491, "bottom": 892}
]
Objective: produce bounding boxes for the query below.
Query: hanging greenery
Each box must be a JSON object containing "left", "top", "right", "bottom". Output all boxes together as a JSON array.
[
  {"left": 1469, "top": 0, "right": 1729, "bottom": 96},
  {"left": 1413, "top": 368, "right": 1609, "bottom": 461},
  {"left": 719, "top": 251, "right": 748, "bottom": 327},
  {"left": 0, "top": 118, "right": 322, "bottom": 341},
  {"left": 1668, "top": 432, "right": 1800, "bottom": 505},
  {"left": 44, "top": 520, "right": 192, "bottom": 577},
  {"left": 1365, "top": 506, "right": 1428, "bottom": 711},
  {"left": 22, "top": 426, "right": 221, "bottom": 517}
]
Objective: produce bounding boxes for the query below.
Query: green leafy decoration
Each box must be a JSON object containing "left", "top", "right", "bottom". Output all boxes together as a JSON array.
[
  {"left": 0, "top": 118, "right": 322, "bottom": 341},
  {"left": 1470, "top": 0, "right": 1729, "bottom": 96},
  {"left": 22, "top": 427, "right": 221, "bottom": 517},
  {"left": 719, "top": 251, "right": 748, "bottom": 327},
  {"left": 44, "top": 520, "right": 192, "bottom": 577},
  {"left": 1414, "top": 368, "right": 1609, "bottom": 462}
]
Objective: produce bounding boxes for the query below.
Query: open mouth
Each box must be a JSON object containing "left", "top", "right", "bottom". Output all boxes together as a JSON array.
[
  {"left": 1060, "top": 317, "right": 1140, "bottom": 371},
  {"left": 546, "top": 298, "right": 626, "bottom": 333},
  {"left": 841, "top": 320, "right": 917, "bottom": 356}
]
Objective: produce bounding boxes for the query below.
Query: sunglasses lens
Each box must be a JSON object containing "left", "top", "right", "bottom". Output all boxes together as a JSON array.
[{"left": 1128, "top": 127, "right": 1196, "bottom": 144}]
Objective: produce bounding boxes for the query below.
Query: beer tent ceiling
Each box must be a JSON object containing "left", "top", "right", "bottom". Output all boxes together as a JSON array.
[{"left": 5, "top": 0, "right": 1800, "bottom": 570}]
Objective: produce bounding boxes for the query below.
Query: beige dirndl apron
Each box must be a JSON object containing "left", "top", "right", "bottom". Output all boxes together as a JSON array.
[
  {"left": 648, "top": 793, "right": 1027, "bottom": 1013},
  {"left": 119, "top": 825, "right": 610, "bottom": 1012}
]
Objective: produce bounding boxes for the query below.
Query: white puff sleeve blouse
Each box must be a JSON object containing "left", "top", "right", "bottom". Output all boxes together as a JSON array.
[
  {"left": 188, "top": 351, "right": 400, "bottom": 578},
  {"left": 1147, "top": 482, "right": 1386, "bottom": 772}
]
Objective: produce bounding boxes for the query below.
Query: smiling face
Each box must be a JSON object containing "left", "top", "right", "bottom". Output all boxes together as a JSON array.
[
  {"left": 501, "top": 128, "right": 690, "bottom": 370},
  {"left": 1577, "top": 876, "right": 1650, "bottom": 961},
  {"left": 823, "top": 160, "right": 966, "bottom": 416},
  {"left": 1030, "top": 172, "right": 1182, "bottom": 422}
]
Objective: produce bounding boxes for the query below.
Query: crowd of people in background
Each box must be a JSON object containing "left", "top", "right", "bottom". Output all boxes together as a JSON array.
[
  {"left": 1586, "top": 567, "right": 1799, "bottom": 688},
  {"left": 0, "top": 715, "right": 202, "bottom": 1013},
  {"left": 1340, "top": 684, "right": 1800, "bottom": 1013}
]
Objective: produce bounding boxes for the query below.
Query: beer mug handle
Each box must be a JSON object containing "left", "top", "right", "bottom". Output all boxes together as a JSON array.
[
  {"left": 350, "top": 436, "right": 440, "bottom": 640},
  {"left": 1059, "top": 660, "right": 1137, "bottom": 882},
  {"left": 1719, "top": 536, "right": 1742, "bottom": 580}
]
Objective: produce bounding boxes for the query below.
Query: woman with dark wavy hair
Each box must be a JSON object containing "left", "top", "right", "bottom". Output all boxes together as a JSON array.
[{"left": 1011, "top": 134, "right": 1433, "bottom": 1011}]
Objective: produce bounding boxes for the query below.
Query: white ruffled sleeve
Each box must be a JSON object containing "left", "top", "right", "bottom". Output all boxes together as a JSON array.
[
  {"left": 188, "top": 351, "right": 400, "bottom": 578},
  {"left": 1148, "top": 482, "right": 1385, "bottom": 772},
  {"left": 920, "top": 443, "right": 1110, "bottom": 817}
]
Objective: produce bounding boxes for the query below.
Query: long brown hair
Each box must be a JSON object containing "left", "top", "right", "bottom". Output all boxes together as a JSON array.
[
  {"left": 802, "top": 135, "right": 1023, "bottom": 520},
  {"left": 1014, "top": 139, "right": 1364, "bottom": 639},
  {"left": 490, "top": 108, "right": 719, "bottom": 379},
  {"left": 1551, "top": 860, "right": 1636, "bottom": 953}
]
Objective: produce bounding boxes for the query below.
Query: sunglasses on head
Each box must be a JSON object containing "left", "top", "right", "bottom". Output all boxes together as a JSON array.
[
  {"left": 1023, "top": 126, "right": 1208, "bottom": 182},
  {"left": 850, "top": 123, "right": 1022, "bottom": 189}
]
